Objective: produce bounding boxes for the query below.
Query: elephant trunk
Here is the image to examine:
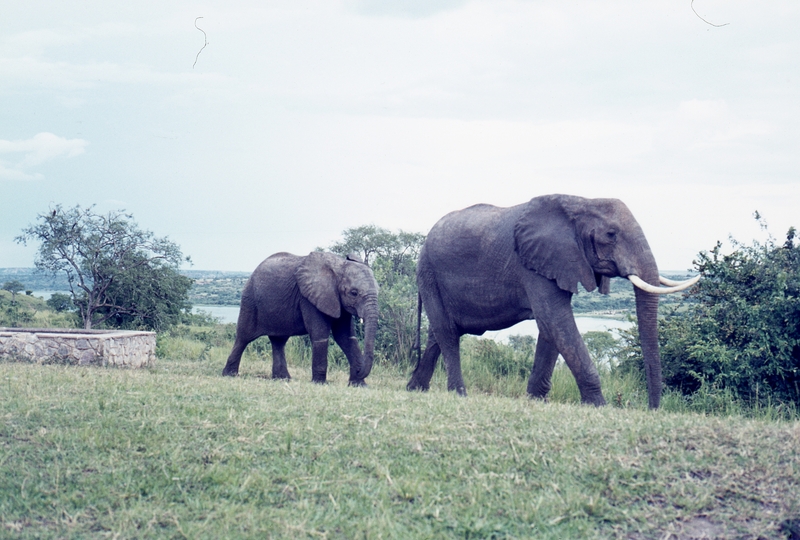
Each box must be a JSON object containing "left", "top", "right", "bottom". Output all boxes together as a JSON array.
[
  {"left": 358, "top": 299, "right": 378, "bottom": 380},
  {"left": 632, "top": 269, "right": 662, "bottom": 409}
]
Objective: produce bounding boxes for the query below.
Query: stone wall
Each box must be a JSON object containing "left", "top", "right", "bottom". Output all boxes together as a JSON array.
[{"left": 0, "top": 328, "right": 156, "bottom": 368}]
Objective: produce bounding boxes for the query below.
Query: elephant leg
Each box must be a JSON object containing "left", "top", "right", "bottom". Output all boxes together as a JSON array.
[
  {"left": 223, "top": 299, "right": 261, "bottom": 376},
  {"left": 539, "top": 316, "right": 605, "bottom": 406},
  {"left": 310, "top": 338, "right": 329, "bottom": 383},
  {"left": 529, "top": 310, "right": 606, "bottom": 406},
  {"left": 222, "top": 334, "right": 253, "bottom": 376},
  {"left": 414, "top": 271, "right": 466, "bottom": 396},
  {"left": 407, "top": 329, "right": 441, "bottom": 392},
  {"left": 438, "top": 330, "right": 467, "bottom": 396},
  {"left": 406, "top": 331, "right": 467, "bottom": 396},
  {"left": 269, "top": 336, "right": 291, "bottom": 380},
  {"left": 331, "top": 318, "right": 366, "bottom": 387},
  {"left": 527, "top": 331, "right": 560, "bottom": 400},
  {"left": 526, "top": 278, "right": 605, "bottom": 406},
  {"left": 298, "top": 299, "right": 333, "bottom": 384}
]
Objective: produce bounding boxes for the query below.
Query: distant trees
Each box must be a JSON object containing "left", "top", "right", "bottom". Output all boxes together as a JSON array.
[
  {"left": 16, "top": 205, "right": 193, "bottom": 331},
  {"left": 618, "top": 220, "right": 800, "bottom": 406},
  {"left": 1, "top": 280, "right": 25, "bottom": 302},
  {"left": 328, "top": 225, "right": 426, "bottom": 365},
  {"left": 329, "top": 224, "right": 425, "bottom": 272}
]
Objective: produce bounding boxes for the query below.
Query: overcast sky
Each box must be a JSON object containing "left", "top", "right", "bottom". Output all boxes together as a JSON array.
[{"left": 2, "top": 0, "right": 799, "bottom": 272}]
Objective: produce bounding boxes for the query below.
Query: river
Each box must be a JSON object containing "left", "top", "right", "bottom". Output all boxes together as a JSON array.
[
  {"left": 30, "top": 293, "right": 632, "bottom": 340},
  {"left": 193, "top": 305, "right": 633, "bottom": 340},
  {"left": 484, "top": 317, "right": 633, "bottom": 342},
  {"left": 194, "top": 305, "right": 240, "bottom": 323}
]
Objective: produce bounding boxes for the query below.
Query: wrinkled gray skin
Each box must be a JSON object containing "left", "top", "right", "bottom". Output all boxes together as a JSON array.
[
  {"left": 222, "top": 251, "right": 379, "bottom": 385},
  {"left": 408, "top": 194, "right": 664, "bottom": 408}
]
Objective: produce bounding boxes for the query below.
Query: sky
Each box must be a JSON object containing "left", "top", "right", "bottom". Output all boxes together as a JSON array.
[{"left": 1, "top": 0, "right": 799, "bottom": 272}]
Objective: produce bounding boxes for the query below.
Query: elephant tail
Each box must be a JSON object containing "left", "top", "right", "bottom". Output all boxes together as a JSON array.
[{"left": 413, "top": 291, "right": 422, "bottom": 364}]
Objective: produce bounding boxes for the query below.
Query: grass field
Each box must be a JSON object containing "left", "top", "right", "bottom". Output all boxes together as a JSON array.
[{"left": 2, "top": 340, "right": 800, "bottom": 539}]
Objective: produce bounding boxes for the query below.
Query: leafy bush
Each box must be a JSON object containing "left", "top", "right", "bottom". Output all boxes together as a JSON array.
[
  {"left": 464, "top": 337, "right": 532, "bottom": 380},
  {"left": 618, "top": 223, "right": 800, "bottom": 407},
  {"left": 46, "top": 292, "right": 74, "bottom": 312}
]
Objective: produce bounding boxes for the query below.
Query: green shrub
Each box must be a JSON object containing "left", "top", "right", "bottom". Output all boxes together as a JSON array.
[
  {"left": 583, "top": 330, "right": 619, "bottom": 368},
  {"left": 618, "top": 223, "right": 800, "bottom": 408},
  {"left": 464, "top": 337, "right": 531, "bottom": 380},
  {"left": 46, "top": 292, "right": 74, "bottom": 313}
]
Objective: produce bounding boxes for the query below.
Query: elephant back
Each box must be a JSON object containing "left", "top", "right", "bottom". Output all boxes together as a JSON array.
[
  {"left": 247, "top": 252, "right": 304, "bottom": 303},
  {"left": 423, "top": 204, "right": 519, "bottom": 264}
]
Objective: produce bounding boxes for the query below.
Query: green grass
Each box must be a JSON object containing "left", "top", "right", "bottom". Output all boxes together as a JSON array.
[{"left": 2, "top": 342, "right": 800, "bottom": 539}]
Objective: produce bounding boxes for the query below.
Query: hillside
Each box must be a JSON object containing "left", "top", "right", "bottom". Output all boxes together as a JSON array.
[
  {"left": 0, "top": 268, "right": 250, "bottom": 307},
  {"left": 1, "top": 354, "right": 797, "bottom": 539},
  {"left": 182, "top": 270, "right": 250, "bottom": 306},
  {"left": 0, "top": 268, "right": 70, "bottom": 291}
]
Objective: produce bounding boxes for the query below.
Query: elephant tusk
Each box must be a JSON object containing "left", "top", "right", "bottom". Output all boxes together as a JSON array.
[
  {"left": 628, "top": 274, "right": 700, "bottom": 294},
  {"left": 659, "top": 275, "right": 698, "bottom": 287}
]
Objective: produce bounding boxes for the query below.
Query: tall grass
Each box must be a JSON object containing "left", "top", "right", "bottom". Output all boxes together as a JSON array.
[{"left": 155, "top": 324, "right": 800, "bottom": 421}]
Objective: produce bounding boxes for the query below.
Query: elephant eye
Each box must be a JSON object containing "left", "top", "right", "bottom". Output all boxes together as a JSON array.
[
  {"left": 606, "top": 231, "right": 617, "bottom": 242},
  {"left": 349, "top": 288, "right": 359, "bottom": 297}
]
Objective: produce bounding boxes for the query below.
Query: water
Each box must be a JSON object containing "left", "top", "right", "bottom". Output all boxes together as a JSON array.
[
  {"left": 485, "top": 317, "right": 633, "bottom": 342},
  {"left": 193, "top": 304, "right": 633, "bottom": 339},
  {"left": 35, "top": 295, "right": 631, "bottom": 338},
  {"left": 29, "top": 294, "right": 242, "bottom": 324},
  {"left": 30, "top": 290, "right": 57, "bottom": 300},
  {"left": 28, "top": 295, "right": 243, "bottom": 325},
  {"left": 194, "top": 305, "right": 240, "bottom": 324}
]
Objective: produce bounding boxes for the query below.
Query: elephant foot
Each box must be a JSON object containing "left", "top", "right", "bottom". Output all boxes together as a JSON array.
[
  {"left": 221, "top": 368, "right": 239, "bottom": 377},
  {"left": 406, "top": 379, "right": 430, "bottom": 392},
  {"left": 311, "top": 377, "right": 328, "bottom": 385},
  {"left": 272, "top": 373, "right": 291, "bottom": 381},
  {"left": 446, "top": 383, "right": 467, "bottom": 396},
  {"left": 581, "top": 395, "right": 607, "bottom": 407},
  {"left": 348, "top": 379, "right": 368, "bottom": 388},
  {"left": 527, "top": 393, "right": 549, "bottom": 403}
]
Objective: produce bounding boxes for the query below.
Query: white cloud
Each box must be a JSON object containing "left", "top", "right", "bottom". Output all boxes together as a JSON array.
[
  {"left": 0, "top": 165, "right": 40, "bottom": 181},
  {"left": 0, "top": 56, "right": 224, "bottom": 93},
  {"left": 671, "top": 99, "right": 770, "bottom": 149},
  {"left": 0, "top": 132, "right": 88, "bottom": 180},
  {"left": 346, "top": 0, "right": 469, "bottom": 19}
]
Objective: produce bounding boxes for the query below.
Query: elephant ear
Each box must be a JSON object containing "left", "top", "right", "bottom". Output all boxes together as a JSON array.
[
  {"left": 513, "top": 195, "right": 598, "bottom": 294},
  {"left": 346, "top": 252, "right": 365, "bottom": 264},
  {"left": 295, "top": 252, "right": 343, "bottom": 319}
]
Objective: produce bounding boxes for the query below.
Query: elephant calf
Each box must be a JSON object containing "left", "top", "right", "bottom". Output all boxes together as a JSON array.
[{"left": 222, "top": 251, "right": 379, "bottom": 385}]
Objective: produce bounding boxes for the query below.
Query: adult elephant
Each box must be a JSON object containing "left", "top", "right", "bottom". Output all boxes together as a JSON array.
[
  {"left": 222, "top": 251, "right": 379, "bottom": 386},
  {"left": 407, "top": 194, "right": 698, "bottom": 408}
]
